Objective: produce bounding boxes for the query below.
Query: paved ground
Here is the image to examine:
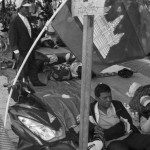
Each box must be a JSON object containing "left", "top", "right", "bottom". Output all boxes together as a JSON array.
[
  {"left": 0, "top": 75, "right": 18, "bottom": 148},
  {"left": 122, "top": 57, "right": 150, "bottom": 78}
]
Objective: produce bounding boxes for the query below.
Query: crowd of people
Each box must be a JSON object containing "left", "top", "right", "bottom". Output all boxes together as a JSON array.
[
  {"left": 0, "top": 0, "right": 150, "bottom": 84},
  {"left": 0, "top": 0, "right": 60, "bottom": 69},
  {"left": 5, "top": 0, "right": 66, "bottom": 86},
  {"left": 2, "top": 0, "right": 150, "bottom": 149}
]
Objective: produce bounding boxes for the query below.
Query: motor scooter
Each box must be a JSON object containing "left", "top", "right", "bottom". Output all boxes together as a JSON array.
[{"left": 8, "top": 81, "right": 77, "bottom": 150}]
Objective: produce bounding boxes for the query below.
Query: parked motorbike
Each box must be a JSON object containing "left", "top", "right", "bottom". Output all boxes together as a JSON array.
[{"left": 8, "top": 81, "right": 76, "bottom": 150}]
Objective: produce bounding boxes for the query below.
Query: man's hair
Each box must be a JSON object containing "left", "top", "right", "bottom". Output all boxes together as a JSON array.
[{"left": 95, "top": 83, "right": 111, "bottom": 97}]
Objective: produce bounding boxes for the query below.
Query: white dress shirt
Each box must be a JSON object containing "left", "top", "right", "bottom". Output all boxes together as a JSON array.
[{"left": 18, "top": 13, "right": 31, "bottom": 37}]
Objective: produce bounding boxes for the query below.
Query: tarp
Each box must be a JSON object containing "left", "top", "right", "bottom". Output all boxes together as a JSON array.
[
  {"left": 32, "top": 69, "right": 150, "bottom": 132},
  {"left": 35, "top": 48, "right": 150, "bottom": 105},
  {"left": 33, "top": 80, "right": 93, "bottom": 130}
]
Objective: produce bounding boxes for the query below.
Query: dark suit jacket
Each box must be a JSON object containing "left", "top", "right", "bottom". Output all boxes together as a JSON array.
[
  {"left": 89, "top": 100, "right": 139, "bottom": 141},
  {"left": 9, "top": 15, "right": 34, "bottom": 58}
]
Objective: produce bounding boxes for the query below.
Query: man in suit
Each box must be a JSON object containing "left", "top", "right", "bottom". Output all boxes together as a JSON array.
[
  {"left": 89, "top": 83, "right": 150, "bottom": 150},
  {"left": 9, "top": 0, "right": 46, "bottom": 86}
]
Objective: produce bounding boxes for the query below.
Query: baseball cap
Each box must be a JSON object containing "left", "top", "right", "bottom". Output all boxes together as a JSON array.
[
  {"left": 15, "top": 0, "right": 31, "bottom": 9},
  {"left": 126, "top": 82, "right": 142, "bottom": 98},
  {"left": 140, "top": 95, "right": 150, "bottom": 107}
]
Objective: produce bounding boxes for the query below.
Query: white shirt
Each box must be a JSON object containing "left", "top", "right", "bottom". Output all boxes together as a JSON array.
[
  {"left": 94, "top": 102, "right": 120, "bottom": 129},
  {"left": 140, "top": 116, "right": 150, "bottom": 133},
  {"left": 89, "top": 102, "right": 131, "bottom": 143},
  {"left": 18, "top": 13, "right": 31, "bottom": 37}
]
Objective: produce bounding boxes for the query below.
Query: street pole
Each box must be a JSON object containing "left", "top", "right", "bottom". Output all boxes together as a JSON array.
[{"left": 79, "top": 15, "right": 94, "bottom": 150}]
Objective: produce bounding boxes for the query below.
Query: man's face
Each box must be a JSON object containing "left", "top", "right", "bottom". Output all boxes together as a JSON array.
[
  {"left": 97, "top": 92, "right": 112, "bottom": 109},
  {"left": 21, "top": 6, "right": 30, "bottom": 16}
]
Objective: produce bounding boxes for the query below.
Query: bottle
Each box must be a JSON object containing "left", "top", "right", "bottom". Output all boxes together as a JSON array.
[{"left": 132, "top": 111, "right": 140, "bottom": 128}]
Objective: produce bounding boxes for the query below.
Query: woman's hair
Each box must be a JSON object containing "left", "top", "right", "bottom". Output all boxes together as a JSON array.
[{"left": 95, "top": 83, "right": 111, "bottom": 98}]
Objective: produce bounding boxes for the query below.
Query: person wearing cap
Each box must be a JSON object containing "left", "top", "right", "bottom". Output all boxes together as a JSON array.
[
  {"left": 126, "top": 82, "right": 142, "bottom": 98},
  {"left": 9, "top": 0, "right": 46, "bottom": 86},
  {"left": 129, "top": 84, "right": 150, "bottom": 133},
  {"left": 89, "top": 83, "right": 150, "bottom": 150},
  {"left": 129, "top": 84, "right": 150, "bottom": 134},
  {"left": 139, "top": 95, "right": 150, "bottom": 133}
]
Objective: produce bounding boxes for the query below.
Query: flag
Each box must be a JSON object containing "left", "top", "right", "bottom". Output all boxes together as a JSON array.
[{"left": 51, "top": 0, "right": 145, "bottom": 74}]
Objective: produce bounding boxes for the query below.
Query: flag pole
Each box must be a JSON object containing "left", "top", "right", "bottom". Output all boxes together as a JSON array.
[
  {"left": 79, "top": 15, "right": 94, "bottom": 150},
  {"left": 4, "top": 0, "right": 67, "bottom": 127}
]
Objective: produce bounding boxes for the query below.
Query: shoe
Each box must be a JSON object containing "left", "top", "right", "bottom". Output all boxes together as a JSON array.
[
  {"left": 31, "top": 80, "right": 46, "bottom": 86},
  {"left": 6, "top": 61, "right": 13, "bottom": 68},
  {"left": 1, "top": 62, "right": 7, "bottom": 70}
]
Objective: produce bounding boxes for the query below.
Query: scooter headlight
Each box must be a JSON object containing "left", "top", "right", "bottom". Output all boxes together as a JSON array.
[{"left": 18, "top": 116, "right": 62, "bottom": 141}]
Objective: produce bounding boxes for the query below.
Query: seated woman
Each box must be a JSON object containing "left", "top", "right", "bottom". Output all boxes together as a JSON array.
[
  {"left": 139, "top": 95, "right": 150, "bottom": 133},
  {"left": 129, "top": 84, "right": 150, "bottom": 133}
]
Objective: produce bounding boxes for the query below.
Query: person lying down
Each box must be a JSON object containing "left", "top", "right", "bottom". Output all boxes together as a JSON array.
[{"left": 40, "top": 53, "right": 96, "bottom": 81}]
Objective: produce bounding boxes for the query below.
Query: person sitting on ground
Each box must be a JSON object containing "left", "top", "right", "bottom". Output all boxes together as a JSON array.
[
  {"left": 89, "top": 83, "right": 150, "bottom": 150},
  {"left": 67, "top": 112, "right": 104, "bottom": 150},
  {"left": 129, "top": 84, "right": 150, "bottom": 134},
  {"left": 139, "top": 95, "right": 150, "bottom": 134}
]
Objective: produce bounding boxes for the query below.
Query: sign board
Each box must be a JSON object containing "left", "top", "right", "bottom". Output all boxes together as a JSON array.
[{"left": 72, "top": 0, "right": 105, "bottom": 16}]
